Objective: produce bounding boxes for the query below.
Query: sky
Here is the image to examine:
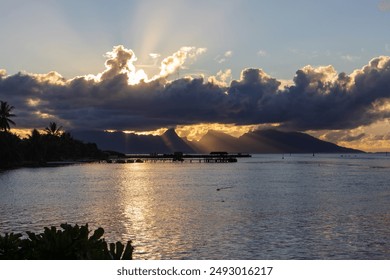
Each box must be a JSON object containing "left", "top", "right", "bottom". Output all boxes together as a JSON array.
[{"left": 0, "top": 0, "right": 390, "bottom": 151}]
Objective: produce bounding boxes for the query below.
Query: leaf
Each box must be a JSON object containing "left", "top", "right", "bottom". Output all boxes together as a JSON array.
[
  {"left": 26, "top": 231, "right": 37, "bottom": 241},
  {"left": 109, "top": 242, "right": 116, "bottom": 260},
  {"left": 122, "top": 241, "right": 134, "bottom": 260},
  {"left": 90, "top": 227, "right": 104, "bottom": 241},
  {"left": 114, "top": 241, "right": 124, "bottom": 260}
]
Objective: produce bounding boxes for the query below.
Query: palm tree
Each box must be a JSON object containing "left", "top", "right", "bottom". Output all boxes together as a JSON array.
[
  {"left": 44, "top": 122, "right": 63, "bottom": 137},
  {"left": 25, "top": 129, "right": 46, "bottom": 163},
  {"left": 0, "top": 101, "right": 16, "bottom": 131}
]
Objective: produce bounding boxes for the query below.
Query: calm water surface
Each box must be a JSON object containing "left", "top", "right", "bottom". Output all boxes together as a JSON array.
[{"left": 1, "top": 154, "right": 390, "bottom": 259}]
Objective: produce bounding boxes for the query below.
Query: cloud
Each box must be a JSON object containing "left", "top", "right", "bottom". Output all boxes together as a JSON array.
[
  {"left": 90, "top": 45, "right": 148, "bottom": 85},
  {"left": 91, "top": 45, "right": 207, "bottom": 84},
  {"left": 208, "top": 69, "right": 232, "bottom": 87},
  {"left": 373, "top": 133, "right": 390, "bottom": 140},
  {"left": 0, "top": 69, "right": 7, "bottom": 78},
  {"left": 1, "top": 46, "right": 390, "bottom": 133},
  {"left": 313, "top": 119, "right": 390, "bottom": 152},
  {"left": 158, "top": 46, "right": 207, "bottom": 78},
  {"left": 276, "top": 58, "right": 390, "bottom": 130},
  {"left": 341, "top": 54, "right": 360, "bottom": 62},
  {"left": 149, "top": 53, "right": 161, "bottom": 59},
  {"left": 215, "top": 50, "right": 233, "bottom": 63},
  {"left": 224, "top": 51, "right": 233, "bottom": 58},
  {"left": 257, "top": 50, "right": 267, "bottom": 57},
  {"left": 320, "top": 130, "right": 366, "bottom": 143}
]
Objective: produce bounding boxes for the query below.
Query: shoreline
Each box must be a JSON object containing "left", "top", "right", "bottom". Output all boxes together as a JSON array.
[{"left": 0, "top": 159, "right": 100, "bottom": 172}]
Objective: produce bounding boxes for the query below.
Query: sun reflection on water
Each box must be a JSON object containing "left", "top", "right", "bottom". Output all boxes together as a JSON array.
[
  {"left": 1, "top": 155, "right": 390, "bottom": 259},
  {"left": 118, "top": 163, "right": 188, "bottom": 259}
]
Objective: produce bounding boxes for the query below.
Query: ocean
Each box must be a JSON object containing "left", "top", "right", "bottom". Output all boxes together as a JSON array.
[{"left": 1, "top": 153, "right": 389, "bottom": 259}]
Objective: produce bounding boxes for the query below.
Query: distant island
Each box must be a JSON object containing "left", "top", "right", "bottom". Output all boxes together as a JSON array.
[
  {"left": 72, "top": 128, "right": 363, "bottom": 155},
  {"left": 0, "top": 99, "right": 363, "bottom": 170}
]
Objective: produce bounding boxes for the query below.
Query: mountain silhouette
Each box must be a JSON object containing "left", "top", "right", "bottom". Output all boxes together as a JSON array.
[
  {"left": 238, "top": 129, "right": 362, "bottom": 153},
  {"left": 72, "top": 129, "right": 363, "bottom": 154},
  {"left": 192, "top": 130, "right": 241, "bottom": 152},
  {"left": 72, "top": 128, "right": 195, "bottom": 154},
  {"left": 191, "top": 129, "right": 362, "bottom": 153},
  {"left": 160, "top": 128, "right": 196, "bottom": 153}
]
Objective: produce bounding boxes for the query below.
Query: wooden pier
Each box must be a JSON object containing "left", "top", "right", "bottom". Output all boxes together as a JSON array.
[{"left": 106, "top": 152, "right": 251, "bottom": 163}]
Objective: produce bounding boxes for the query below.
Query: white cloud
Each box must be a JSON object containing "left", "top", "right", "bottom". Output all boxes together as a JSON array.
[
  {"left": 215, "top": 50, "right": 233, "bottom": 64},
  {"left": 341, "top": 54, "right": 360, "bottom": 62},
  {"left": 288, "top": 48, "right": 320, "bottom": 59},
  {"left": 149, "top": 53, "right": 161, "bottom": 59},
  {"left": 224, "top": 51, "right": 233, "bottom": 58},
  {"left": 257, "top": 50, "right": 267, "bottom": 57},
  {"left": 208, "top": 69, "right": 232, "bottom": 87},
  {"left": 0, "top": 69, "right": 8, "bottom": 78},
  {"left": 158, "top": 46, "right": 207, "bottom": 78}
]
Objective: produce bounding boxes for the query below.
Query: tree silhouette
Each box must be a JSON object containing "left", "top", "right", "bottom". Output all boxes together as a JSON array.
[
  {"left": 0, "top": 101, "right": 16, "bottom": 131},
  {"left": 0, "top": 130, "right": 22, "bottom": 168},
  {"left": 24, "top": 129, "right": 46, "bottom": 163},
  {"left": 44, "top": 122, "right": 63, "bottom": 136},
  {"left": 0, "top": 117, "right": 105, "bottom": 168}
]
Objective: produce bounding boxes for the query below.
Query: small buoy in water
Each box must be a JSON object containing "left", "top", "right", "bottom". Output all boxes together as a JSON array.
[{"left": 216, "top": 186, "right": 233, "bottom": 191}]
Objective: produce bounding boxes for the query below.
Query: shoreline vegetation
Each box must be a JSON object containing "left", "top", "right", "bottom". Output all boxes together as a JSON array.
[
  {"left": 0, "top": 128, "right": 108, "bottom": 170},
  {"left": 0, "top": 224, "right": 133, "bottom": 260},
  {"left": 0, "top": 100, "right": 110, "bottom": 170}
]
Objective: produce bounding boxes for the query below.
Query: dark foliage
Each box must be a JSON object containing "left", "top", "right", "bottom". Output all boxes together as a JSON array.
[
  {"left": 0, "top": 128, "right": 105, "bottom": 169},
  {"left": 0, "top": 100, "right": 16, "bottom": 131},
  {"left": 0, "top": 224, "right": 133, "bottom": 260},
  {"left": 0, "top": 131, "right": 23, "bottom": 168}
]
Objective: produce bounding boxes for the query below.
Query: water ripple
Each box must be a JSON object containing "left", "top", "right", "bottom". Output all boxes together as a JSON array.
[{"left": 1, "top": 155, "right": 390, "bottom": 259}]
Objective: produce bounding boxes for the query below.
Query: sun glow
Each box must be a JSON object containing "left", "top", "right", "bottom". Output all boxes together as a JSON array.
[
  {"left": 127, "top": 69, "right": 148, "bottom": 85},
  {"left": 26, "top": 98, "right": 41, "bottom": 107},
  {"left": 123, "top": 128, "right": 168, "bottom": 136},
  {"left": 372, "top": 99, "right": 390, "bottom": 113},
  {"left": 88, "top": 45, "right": 207, "bottom": 86},
  {"left": 10, "top": 128, "right": 33, "bottom": 139},
  {"left": 34, "top": 111, "right": 54, "bottom": 119},
  {"left": 105, "top": 123, "right": 263, "bottom": 141},
  {"left": 175, "top": 123, "right": 261, "bottom": 141},
  {"left": 311, "top": 119, "right": 390, "bottom": 152}
]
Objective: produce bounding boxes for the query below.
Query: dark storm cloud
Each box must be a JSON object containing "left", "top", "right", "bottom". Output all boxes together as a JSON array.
[
  {"left": 1, "top": 46, "right": 390, "bottom": 132},
  {"left": 257, "top": 58, "right": 390, "bottom": 131}
]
